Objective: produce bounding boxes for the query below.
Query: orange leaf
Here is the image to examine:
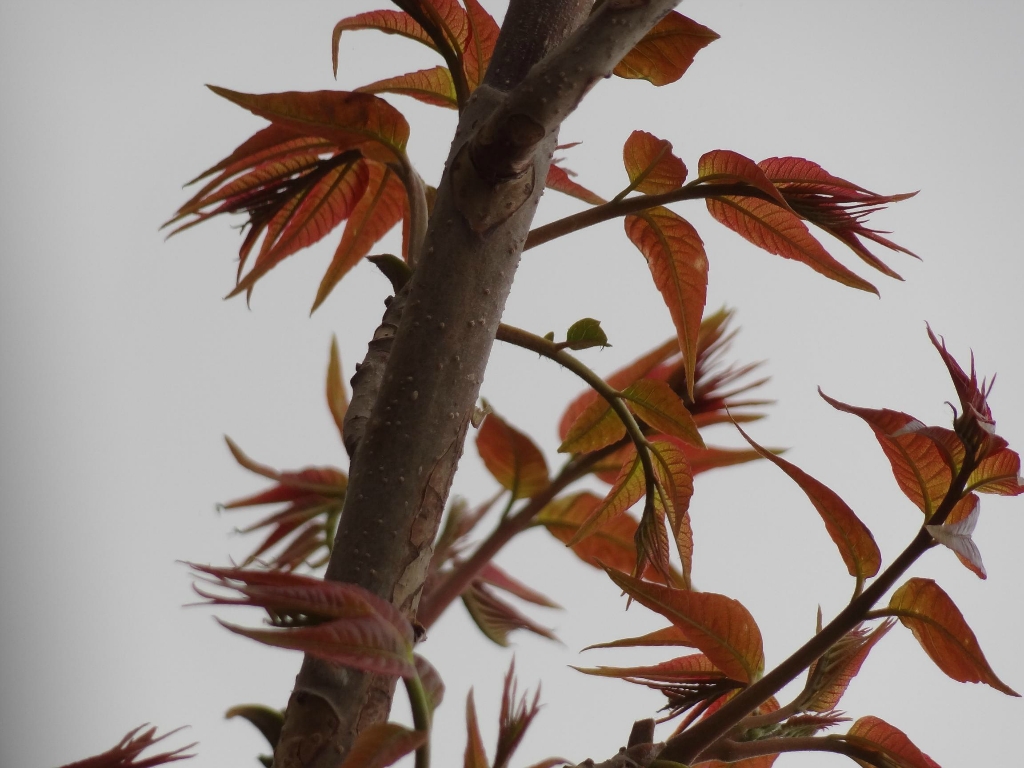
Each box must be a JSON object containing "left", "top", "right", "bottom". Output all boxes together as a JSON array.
[
  {"left": 333, "top": 11, "right": 438, "bottom": 78},
  {"left": 606, "top": 569, "right": 765, "bottom": 684},
  {"left": 568, "top": 450, "right": 646, "bottom": 547},
  {"left": 558, "top": 395, "right": 627, "bottom": 455},
  {"left": 696, "top": 756, "right": 777, "bottom": 768},
  {"left": 698, "top": 150, "right": 876, "bottom": 293},
  {"left": 889, "top": 577, "right": 1018, "bottom": 695},
  {"left": 462, "top": 0, "right": 499, "bottom": 90},
  {"left": 682, "top": 444, "right": 765, "bottom": 476},
  {"left": 464, "top": 690, "right": 490, "bottom": 768},
  {"left": 356, "top": 66, "right": 458, "bottom": 109},
  {"left": 625, "top": 209, "right": 708, "bottom": 398},
  {"left": 735, "top": 424, "right": 881, "bottom": 581},
  {"left": 545, "top": 162, "right": 606, "bottom": 205},
  {"left": 613, "top": 11, "right": 719, "bottom": 86},
  {"left": 622, "top": 130, "right": 688, "bottom": 196},
  {"left": 478, "top": 562, "right": 560, "bottom": 609},
  {"left": 538, "top": 492, "right": 678, "bottom": 586},
  {"left": 624, "top": 379, "right": 704, "bottom": 447},
  {"left": 476, "top": 411, "right": 549, "bottom": 499},
  {"left": 967, "top": 446, "right": 1024, "bottom": 495},
  {"left": 843, "top": 716, "right": 940, "bottom": 768},
  {"left": 558, "top": 338, "right": 678, "bottom": 441},
  {"left": 820, "top": 391, "right": 964, "bottom": 516},
  {"left": 313, "top": 161, "right": 407, "bottom": 311},
  {"left": 326, "top": 335, "right": 349, "bottom": 442},
  {"left": 649, "top": 438, "right": 695, "bottom": 587},
  {"left": 207, "top": 87, "right": 410, "bottom": 163},
  {"left": 230, "top": 155, "right": 371, "bottom": 299},
  {"left": 338, "top": 723, "right": 427, "bottom": 768}
]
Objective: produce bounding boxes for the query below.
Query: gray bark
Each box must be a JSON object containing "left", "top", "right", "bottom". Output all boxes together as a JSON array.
[{"left": 273, "top": 2, "right": 681, "bottom": 765}]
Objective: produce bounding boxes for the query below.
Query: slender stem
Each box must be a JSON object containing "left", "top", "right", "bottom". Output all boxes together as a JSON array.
[
  {"left": 403, "top": 674, "right": 432, "bottom": 768},
  {"left": 658, "top": 456, "right": 977, "bottom": 764},
  {"left": 394, "top": 152, "right": 428, "bottom": 269},
  {"left": 495, "top": 323, "right": 658, "bottom": 511},
  {"left": 698, "top": 735, "right": 884, "bottom": 765},
  {"left": 524, "top": 182, "right": 779, "bottom": 251}
]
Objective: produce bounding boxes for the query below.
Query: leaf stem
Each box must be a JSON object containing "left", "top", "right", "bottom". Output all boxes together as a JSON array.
[
  {"left": 525, "top": 181, "right": 779, "bottom": 251},
  {"left": 658, "top": 456, "right": 978, "bottom": 764},
  {"left": 404, "top": 673, "right": 432, "bottom": 768},
  {"left": 495, "top": 323, "right": 658, "bottom": 539}
]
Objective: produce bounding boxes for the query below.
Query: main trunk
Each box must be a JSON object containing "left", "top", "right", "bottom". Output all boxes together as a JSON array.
[{"left": 273, "top": 2, "right": 593, "bottom": 765}]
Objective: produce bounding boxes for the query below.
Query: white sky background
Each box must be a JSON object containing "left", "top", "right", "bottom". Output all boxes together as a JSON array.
[{"left": 2, "top": 1, "right": 1023, "bottom": 766}]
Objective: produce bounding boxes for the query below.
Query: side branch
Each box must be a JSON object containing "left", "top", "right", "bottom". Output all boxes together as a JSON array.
[
  {"left": 658, "top": 457, "right": 978, "bottom": 764},
  {"left": 525, "top": 182, "right": 779, "bottom": 251}
]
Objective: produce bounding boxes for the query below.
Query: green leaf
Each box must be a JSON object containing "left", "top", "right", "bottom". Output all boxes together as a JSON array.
[{"left": 564, "top": 318, "right": 610, "bottom": 350}]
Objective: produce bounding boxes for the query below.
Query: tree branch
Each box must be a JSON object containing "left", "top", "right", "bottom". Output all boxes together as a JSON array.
[
  {"left": 698, "top": 735, "right": 884, "bottom": 765},
  {"left": 658, "top": 456, "right": 978, "bottom": 764}
]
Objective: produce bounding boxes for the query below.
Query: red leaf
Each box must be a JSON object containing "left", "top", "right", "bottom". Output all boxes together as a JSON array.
[
  {"left": 313, "top": 161, "right": 407, "bottom": 311},
  {"left": 625, "top": 209, "right": 708, "bottom": 397},
  {"left": 698, "top": 150, "right": 876, "bottom": 293},
  {"left": 545, "top": 162, "right": 606, "bottom": 206},
  {"left": 218, "top": 616, "right": 416, "bottom": 678},
  {"left": 606, "top": 569, "right": 765, "bottom": 684},
  {"left": 820, "top": 391, "right": 962, "bottom": 517},
  {"left": 613, "top": 11, "right": 719, "bottom": 86},
  {"left": 559, "top": 394, "right": 627, "bottom": 455},
  {"left": 333, "top": 11, "right": 438, "bottom": 78},
  {"left": 495, "top": 661, "right": 542, "bottom": 768},
  {"left": 624, "top": 379, "right": 704, "bottom": 447},
  {"left": 208, "top": 87, "right": 410, "bottom": 163},
  {"left": 476, "top": 411, "right": 550, "bottom": 499},
  {"left": 681, "top": 444, "right": 765, "bottom": 476},
  {"left": 583, "top": 625, "right": 694, "bottom": 651},
  {"left": 622, "top": 130, "right": 688, "bottom": 196},
  {"left": 758, "top": 156, "right": 917, "bottom": 278},
  {"left": 229, "top": 156, "right": 371, "bottom": 299},
  {"left": 537, "top": 492, "right": 680, "bottom": 586},
  {"left": 462, "top": 582, "right": 557, "bottom": 647},
  {"left": 735, "top": 424, "right": 881, "bottom": 581},
  {"left": 558, "top": 338, "right": 678, "bottom": 441},
  {"left": 844, "top": 716, "right": 941, "bottom": 768},
  {"left": 356, "top": 66, "right": 459, "bottom": 109},
  {"left": 574, "top": 653, "right": 725, "bottom": 683},
  {"left": 192, "top": 566, "right": 416, "bottom": 677},
  {"left": 479, "top": 562, "right": 560, "bottom": 608},
  {"left": 326, "top": 335, "right": 349, "bottom": 442},
  {"left": 568, "top": 449, "right": 645, "bottom": 547},
  {"left": 464, "top": 690, "right": 490, "bottom": 768},
  {"left": 58, "top": 726, "right": 195, "bottom": 768},
  {"left": 462, "top": 0, "right": 500, "bottom": 90},
  {"left": 889, "top": 577, "right": 1018, "bottom": 695},
  {"left": 338, "top": 723, "right": 427, "bottom": 768}
]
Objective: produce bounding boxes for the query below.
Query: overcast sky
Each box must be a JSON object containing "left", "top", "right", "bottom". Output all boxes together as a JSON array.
[{"left": 2, "top": 2, "right": 1023, "bottom": 767}]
